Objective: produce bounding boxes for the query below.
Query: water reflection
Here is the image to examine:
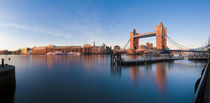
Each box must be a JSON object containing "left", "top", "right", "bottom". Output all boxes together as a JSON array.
[
  {"left": 155, "top": 63, "right": 167, "bottom": 92},
  {"left": 0, "top": 55, "right": 205, "bottom": 103},
  {"left": 110, "top": 65, "right": 122, "bottom": 76},
  {"left": 145, "top": 64, "right": 152, "bottom": 71},
  {"left": 81, "top": 55, "right": 107, "bottom": 69},
  {"left": 31, "top": 55, "right": 108, "bottom": 70},
  {"left": 31, "top": 56, "right": 46, "bottom": 66},
  {"left": 130, "top": 66, "right": 140, "bottom": 84},
  {"left": 46, "top": 56, "right": 54, "bottom": 69},
  {"left": 110, "top": 62, "right": 167, "bottom": 88}
]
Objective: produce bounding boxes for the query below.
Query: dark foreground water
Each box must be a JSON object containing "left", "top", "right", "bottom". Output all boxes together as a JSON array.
[{"left": 0, "top": 55, "right": 206, "bottom": 103}]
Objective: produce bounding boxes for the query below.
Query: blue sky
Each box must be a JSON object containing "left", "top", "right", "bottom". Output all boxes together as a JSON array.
[{"left": 0, "top": 0, "right": 209, "bottom": 50}]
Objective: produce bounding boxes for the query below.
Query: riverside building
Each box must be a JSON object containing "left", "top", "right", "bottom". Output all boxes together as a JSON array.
[{"left": 32, "top": 42, "right": 111, "bottom": 55}]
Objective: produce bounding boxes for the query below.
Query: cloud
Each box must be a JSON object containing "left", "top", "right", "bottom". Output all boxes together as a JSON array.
[{"left": 0, "top": 23, "right": 72, "bottom": 38}]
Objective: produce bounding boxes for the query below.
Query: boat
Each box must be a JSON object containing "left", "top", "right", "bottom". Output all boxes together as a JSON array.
[
  {"left": 46, "top": 52, "right": 56, "bottom": 55},
  {"left": 68, "top": 52, "right": 81, "bottom": 55},
  {"left": 74, "top": 52, "right": 81, "bottom": 55},
  {"left": 54, "top": 51, "right": 63, "bottom": 55}
]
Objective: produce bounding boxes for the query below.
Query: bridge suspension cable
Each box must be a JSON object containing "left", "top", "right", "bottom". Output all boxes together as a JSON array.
[
  {"left": 163, "top": 34, "right": 209, "bottom": 50},
  {"left": 167, "top": 38, "right": 189, "bottom": 50},
  {"left": 123, "top": 39, "right": 130, "bottom": 49},
  {"left": 167, "top": 39, "right": 188, "bottom": 50},
  {"left": 162, "top": 34, "right": 190, "bottom": 50}
]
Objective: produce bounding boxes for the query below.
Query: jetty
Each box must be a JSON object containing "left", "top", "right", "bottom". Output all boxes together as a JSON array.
[
  {"left": 188, "top": 53, "right": 210, "bottom": 60},
  {"left": 111, "top": 53, "right": 184, "bottom": 65},
  {"left": 0, "top": 59, "right": 16, "bottom": 103}
]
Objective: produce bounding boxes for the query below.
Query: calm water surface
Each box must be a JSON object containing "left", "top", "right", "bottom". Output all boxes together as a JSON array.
[{"left": 0, "top": 55, "right": 206, "bottom": 103}]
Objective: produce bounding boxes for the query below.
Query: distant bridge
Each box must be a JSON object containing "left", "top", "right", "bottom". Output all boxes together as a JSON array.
[
  {"left": 129, "top": 22, "right": 167, "bottom": 51},
  {"left": 120, "top": 21, "right": 209, "bottom": 54}
]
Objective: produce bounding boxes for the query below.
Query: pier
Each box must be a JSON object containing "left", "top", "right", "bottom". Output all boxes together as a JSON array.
[
  {"left": 110, "top": 51, "right": 209, "bottom": 65},
  {"left": 188, "top": 53, "right": 210, "bottom": 60},
  {"left": 0, "top": 59, "right": 15, "bottom": 85},
  {"left": 0, "top": 59, "right": 16, "bottom": 103},
  {"left": 121, "top": 56, "right": 184, "bottom": 65},
  {"left": 111, "top": 53, "right": 184, "bottom": 65}
]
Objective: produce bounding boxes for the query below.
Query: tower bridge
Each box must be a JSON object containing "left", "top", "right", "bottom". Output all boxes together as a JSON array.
[
  {"left": 116, "top": 21, "right": 209, "bottom": 55},
  {"left": 129, "top": 22, "right": 167, "bottom": 53}
]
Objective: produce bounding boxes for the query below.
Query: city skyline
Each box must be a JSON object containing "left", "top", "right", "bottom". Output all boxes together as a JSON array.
[{"left": 0, "top": 0, "right": 210, "bottom": 50}]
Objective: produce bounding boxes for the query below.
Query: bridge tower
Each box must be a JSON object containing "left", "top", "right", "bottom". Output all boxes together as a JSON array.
[
  {"left": 156, "top": 22, "right": 167, "bottom": 49},
  {"left": 130, "top": 29, "right": 139, "bottom": 50}
]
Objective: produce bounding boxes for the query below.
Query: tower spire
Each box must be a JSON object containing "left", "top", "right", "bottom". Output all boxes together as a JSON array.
[
  {"left": 133, "top": 28, "right": 136, "bottom": 33},
  {"left": 160, "top": 21, "right": 163, "bottom": 26}
]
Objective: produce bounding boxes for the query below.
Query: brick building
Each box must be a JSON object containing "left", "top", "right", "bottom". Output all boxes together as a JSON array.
[
  {"left": 21, "top": 48, "right": 32, "bottom": 55},
  {"left": 31, "top": 43, "right": 111, "bottom": 55}
]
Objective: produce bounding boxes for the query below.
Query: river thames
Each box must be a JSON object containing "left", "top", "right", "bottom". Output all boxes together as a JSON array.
[{"left": 0, "top": 55, "right": 206, "bottom": 103}]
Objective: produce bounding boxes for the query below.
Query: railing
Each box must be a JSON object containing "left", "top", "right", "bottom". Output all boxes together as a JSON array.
[
  {"left": 188, "top": 53, "right": 210, "bottom": 60},
  {"left": 192, "top": 59, "right": 210, "bottom": 103}
]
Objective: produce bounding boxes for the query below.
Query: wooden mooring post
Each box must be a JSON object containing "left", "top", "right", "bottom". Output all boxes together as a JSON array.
[{"left": 111, "top": 53, "right": 122, "bottom": 65}]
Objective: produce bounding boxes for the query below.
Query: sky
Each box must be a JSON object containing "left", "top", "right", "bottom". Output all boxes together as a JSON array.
[{"left": 0, "top": 0, "right": 209, "bottom": 50}]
